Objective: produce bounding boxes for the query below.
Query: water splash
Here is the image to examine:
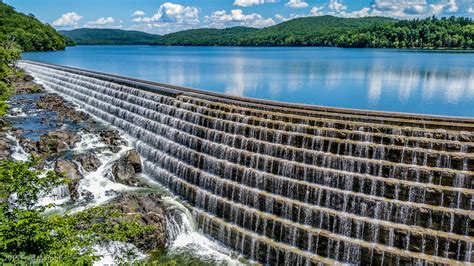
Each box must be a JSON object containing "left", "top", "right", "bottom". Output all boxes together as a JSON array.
[{"left": 5, "top": 132, "right": 29, "bottom": 161}]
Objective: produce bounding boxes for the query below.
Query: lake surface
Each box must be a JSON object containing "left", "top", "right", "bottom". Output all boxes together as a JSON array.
[{"left": 23, "top": 46, "right": 474, "bottom": 117}]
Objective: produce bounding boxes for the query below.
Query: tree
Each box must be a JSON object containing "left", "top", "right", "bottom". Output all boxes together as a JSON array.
[{"left": 0, "top": 159, "right": 154, "bottom": 264}]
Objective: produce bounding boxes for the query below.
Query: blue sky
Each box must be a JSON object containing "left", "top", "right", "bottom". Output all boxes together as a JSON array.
[{"left": 5, "top": 0, "right": 474, "bottom": 34}]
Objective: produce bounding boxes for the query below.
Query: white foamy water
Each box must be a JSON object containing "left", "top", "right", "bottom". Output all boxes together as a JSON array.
[
  {"left": 75, "top": 148, "right": 135, "bottom": 208},
  {"left": 71, "top": 132, "right": 139, "bottom": 211},
  {"left": 73, "top": 133, "right": 108, "bottom": 152},
  {"left": 163, "top": 194, "right": 243, "bottom": 265},
  {"left": 7, "top": 107, "right": 29, "bottom": 117},
  {"left": 15, "top": 76, "right": 246, "bottom": 265},
  {"left": 5, "top": 132, "right": 29, "bottom": 161}
]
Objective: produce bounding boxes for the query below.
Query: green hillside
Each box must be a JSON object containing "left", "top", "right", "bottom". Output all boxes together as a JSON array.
[
  {"left": 156, "top": 26, "right": 258, "bottom": 46},
  {"left": 242, "top": 16, "right": 396, "bottom": 46},
  {"left": 57, "top": 15, "right": 473, "bottom": 49},
  {"left": 60, "top": 28, "right": 159, "bottom": 45},
  {"left": 155, "top": 16, "right": 395, "bottom": 46},
  {"left": 0, "top": 2, "right": 66, "bottom": 51},
  {"left": 155, "top": 15, "right": 473, "bottom": 48}
]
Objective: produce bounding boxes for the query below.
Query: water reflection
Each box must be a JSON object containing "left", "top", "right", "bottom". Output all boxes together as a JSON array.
[{"left": 23, "top": 46, "right": 474, "bottom": 117}]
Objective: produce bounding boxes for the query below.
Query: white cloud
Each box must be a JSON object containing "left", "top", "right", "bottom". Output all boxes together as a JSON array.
[
  {"left": 469, "top": 7, "right": 474, "bottom": 13},
  {"left": 346, "top": 7, "right": 371, "bottom": 17},
  {"left": 205, "top": 9, "right": 276, "bottom": 28},
  {"left": 133, "top": 2, "right": 199, "bottom": 24},
  {"left": 275, "top": 12, "right": 306, "bottom": 22},
  {"left": 52, "top": 12, "right": 83, "bottom": 27},
  {"left": 445, "top": 0, "right": 459, "bottom": 13},
  {"left": 309, "top": 0, "right": 368, "bottom": 18},
  {"left": 371, "top": 0, "right": 427, "bottom": 17},
  {"left": 233, "top": 0, "right": 278, "bottom": 7},
  {"left": 93, "top": 17, "right": 114, "bottom": 25},
  {"left": 369, "top": 0, "right": 467, "bottom": 17},
  {"left": 429, "top": 4, "right": 445, "bottom": 14},
  {"left": 328, "top": 0, "right": 347, "bottom": 13},
  {"left": 85, "top": 17, "right": 122, "bottom": 28},
  {"left": 310, "top": 6, "right": 325, "bottom": 16},
  {"left": 285, "top": 0, "right": 309, "bottom": 8},
  {"left": 132, "top": 10, "right": 145, "bottom": 17}
]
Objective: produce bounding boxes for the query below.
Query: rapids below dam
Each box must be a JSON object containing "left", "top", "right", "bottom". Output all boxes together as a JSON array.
[{"left": 18, "top": 60, "right": 474, "bottom": 265}]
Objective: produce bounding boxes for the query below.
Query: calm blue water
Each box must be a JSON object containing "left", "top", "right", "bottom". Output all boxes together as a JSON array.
[{"left": 23, "top": 46, "right": 474, "bottom": 117}]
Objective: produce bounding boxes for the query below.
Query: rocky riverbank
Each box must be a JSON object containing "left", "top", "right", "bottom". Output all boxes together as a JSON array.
[{"left": 0, "top": 69, "right": 169, "bottom": 262}]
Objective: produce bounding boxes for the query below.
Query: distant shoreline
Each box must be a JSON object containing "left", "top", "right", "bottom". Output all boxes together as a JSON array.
[
  {"left": 28, "top": 44, "right": 474, "bottom": 54},
  {"left": 61, "top": 16, "right": 474, "bottom": 50}
]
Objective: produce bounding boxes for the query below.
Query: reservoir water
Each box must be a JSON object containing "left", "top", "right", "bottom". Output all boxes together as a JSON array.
[{"left": 23, "top": 45, "right": 474, "bottom": 117}]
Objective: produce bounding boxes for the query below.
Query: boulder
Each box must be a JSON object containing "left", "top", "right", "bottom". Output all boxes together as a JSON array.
[
  {"left": 113, "top": 193, "right": 167, "bottom": 251},
  {"left": 110, "top": 150, "right": 142, "bottom": 186},
  {"left": 75, "top": 153, "right": 102, "bottom": 172},
  {"left": 14, "top": 83, "right": 43, "bottom": 94},
  {"left": 20, "top": 138, "right": 38, "bottom": 154},
  {"left": 55, "top": 159, "right": 83, "bottom": 200},
  {"left": 56, "top": 140, "right": 69, "bottom": 153},
  {"left": 37, "top": 94, "right": 88, "bottom": 123},
  {"left": 47, "top": 129, "right": 81, "bottom": 146},
  {"left": 0, "top": 137, "right": 11, "bottom": 160},
  {"left": 9, "top": 71, "right": 44, "bottom": 94},
  {"left": 35, "top": 129, "right": 81, "bottom": 155},
  {"left": 99, "top": 130, "right": 124, "bottom": 152}
]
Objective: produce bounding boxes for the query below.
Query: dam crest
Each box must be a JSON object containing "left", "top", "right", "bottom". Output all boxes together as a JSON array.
[{"left": 19, "top": 60, "right": 473, "bottom": 265}]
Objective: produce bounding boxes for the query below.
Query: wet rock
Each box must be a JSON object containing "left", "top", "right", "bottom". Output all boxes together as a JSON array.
[
  {"left": 0, "top": 118, "right": 7, "bottom": 128},
  {"left": 56, "top": 141, "right": 69, "bottom": 153},
  {"left": 112, "top": 193, "right": 167, "bottom": 251},
  {"left": 19, "top": 138, "right": 39, "bottom": 154},
  {"left": 9, "top": 71, "right": 44, "bottom": 94},
  {"left": 33, "top": 129, "right": 81, "bottom": 155},
  {"left": 99, "top": 130, "right": 124, "bottom": 152},
  {"left": 37, "top": 94, "right": 88, "bottom": 123},
  {"left": 110, "top": 150, "right": 142, "bottom": 186},
  {"left": 0, "top": 135, "right": 11, "bottom": 160},
  {"left": 14, "top": 83, "right": 44, "bottom": 94},
  {"left": 55, "top": 159, "right": 83, "bottom": 201},
  {"left": 75, "top": 153, "right": 101, "bottom": 172},
  {"left": 81, "top": 191, "right": 95, "bottom": 203}
]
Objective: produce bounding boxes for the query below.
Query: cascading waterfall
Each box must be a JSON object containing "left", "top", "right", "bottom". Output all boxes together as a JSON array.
[
  {"left": 160, "top": 194, "right": 238, "bottom": 263},
  {"left": 18, "top": 60, "right": 474, "bottom": 265}
]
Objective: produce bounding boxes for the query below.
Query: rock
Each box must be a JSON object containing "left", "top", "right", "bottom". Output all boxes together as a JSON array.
[
  {"left": 49, "top": 129, "right": 81, "bottom": 146},
  {"left": 112, "top": 193, "right": 167, "bottom": 251},
  {"left": 99, "top": 130, "right": 124, "bottom": 152},
  {"left": 55, "top": 160, "right": 82, "bottom": 200},
  {"left": 37, "top": 94, "right": 88, "bottom": 123},
  {"left": 0, "top": 138, "right": 11, "bottom": 160},
  {"left": 23, "top": 74, "right": 34, "bottom": 82},
  {"left": 56, "top": 141, "right": 69, "bottom": 153},
  {"left": 12, "top": 129, "right": 23, "bottom": 136},
  {"left": 75, "top": 153, "right": 101, "bottom": 172},
  {"left": 14, "top": 83, "right": 44, "bottom": 94},
  {"left": 81, "top": 191, "right": 95, "bottom": 203},
  {"left": 33, "top": 129, "right": 81, "bottom": 155},
  {"left": 0, "top": 118, "right": 7, "bottom": 128},
  {"left": 110, "top": 150, "right": 142, "bottom": 186},
  {"left": 20, "top": 138, "right": 38, "bottom": 154},
  {"left": 8, "top": 71, "right": 44, "bottom": 94}
]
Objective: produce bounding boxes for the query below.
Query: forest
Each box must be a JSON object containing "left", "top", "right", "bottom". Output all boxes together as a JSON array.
[
  {"left": 155, "top": 15, "right": 474, "bottom": 49},
  {"left": 0, "top": 2, "right": 67, "bottom": 52},
  {"left": 60, "top": 28, "right": 158, "bottom": 45},
  {"left": 63, "top": 15, "right": 474, "bottom": 49}
]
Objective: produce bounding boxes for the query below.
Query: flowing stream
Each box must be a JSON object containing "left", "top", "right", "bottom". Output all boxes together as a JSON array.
[{"left": 4, "top": 77, "right": 243, "bottom": 265}]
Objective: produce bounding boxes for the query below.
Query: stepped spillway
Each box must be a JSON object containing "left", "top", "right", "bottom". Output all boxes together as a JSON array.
[{"left": 18, "top": 60, "right": 474, "bottom": 265}]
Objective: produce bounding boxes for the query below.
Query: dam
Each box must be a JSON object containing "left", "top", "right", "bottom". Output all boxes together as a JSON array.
[{"left": 18, "top": 60, "right": 473, "bottom": 265}]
